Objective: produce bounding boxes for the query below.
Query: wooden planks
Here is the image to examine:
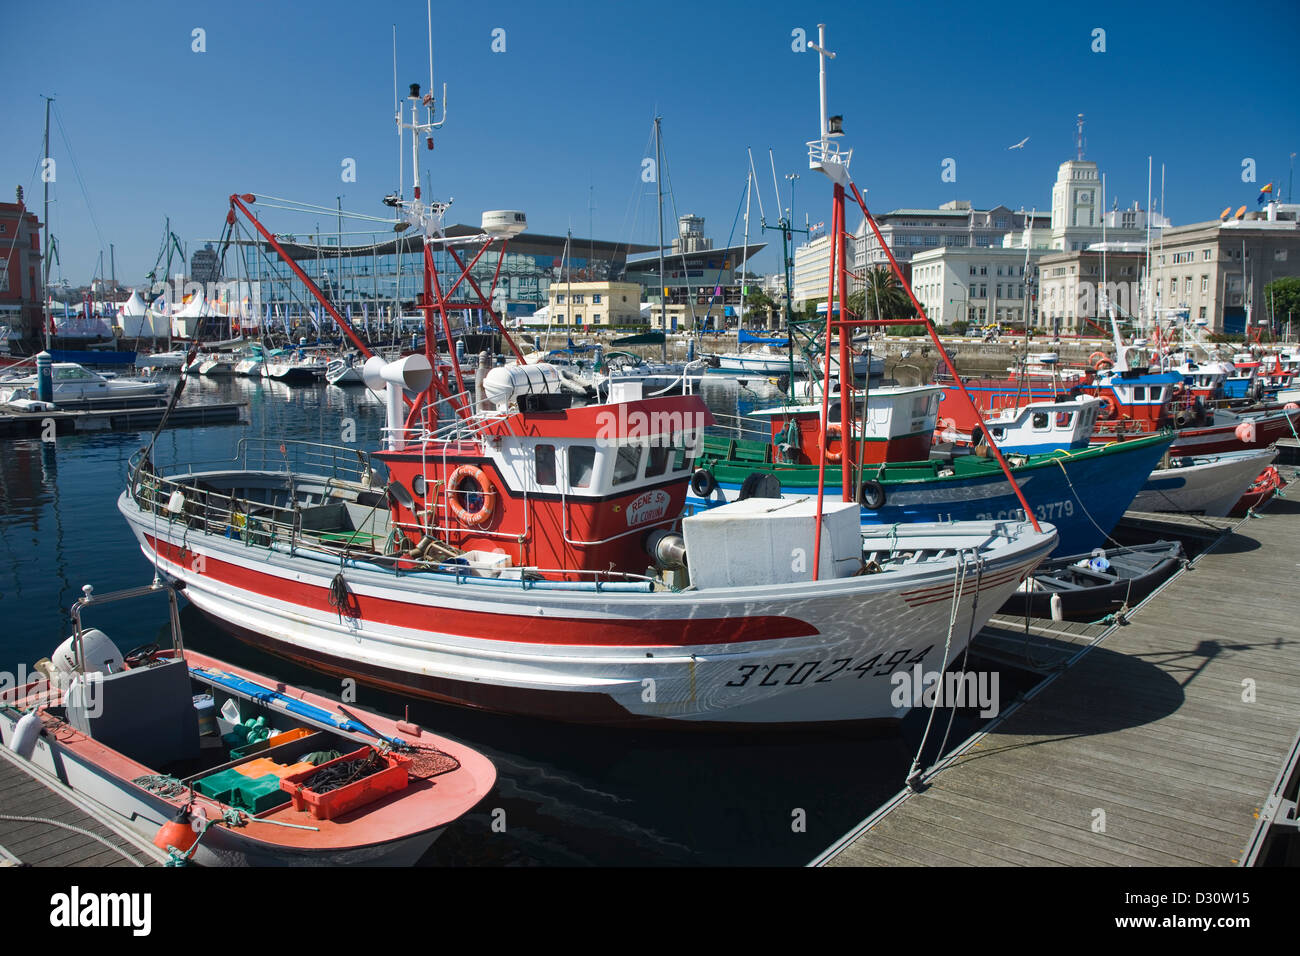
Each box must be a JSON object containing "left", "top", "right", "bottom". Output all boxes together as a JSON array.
[
  {"left": 818, "top": 490, "right": 1300, "bottom": 868},
  {"left": 0, "top": 748, "right": 165, "bottom": 867}
]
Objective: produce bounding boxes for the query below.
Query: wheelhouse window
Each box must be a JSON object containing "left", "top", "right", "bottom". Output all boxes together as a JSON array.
[
  {"left": 612, "top": 444, "right": 642, "bottom": 486},
  {"left": 1031, "top": 412, "right": 1049, "bottom": 430},
  {"left": 671, "top": 431, "right": 699, "bottom": 472},
  {"left": 1133, "top": 386, "right": 1146, "bottom": 401},
  {"left": 568, "top": 445, "right": 596, "bottom": 489},
  {"left": 535, "top": 444, "right": 557, "bottom": 486},
  {"left": 1055, "top": 411, "right": 1073, "bottom": 429},
  {"left": 645, "top": 444, "right": 671, "bottom": 478}
]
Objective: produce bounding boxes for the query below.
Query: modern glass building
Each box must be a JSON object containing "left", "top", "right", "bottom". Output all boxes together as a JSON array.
[{"left": 233, "top": 226, "right": 654, "bottom": 326}]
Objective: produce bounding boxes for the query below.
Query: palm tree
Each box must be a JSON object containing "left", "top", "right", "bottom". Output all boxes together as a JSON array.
[{"left": 847, "top": 267, "right": 914, "bottom": 322}]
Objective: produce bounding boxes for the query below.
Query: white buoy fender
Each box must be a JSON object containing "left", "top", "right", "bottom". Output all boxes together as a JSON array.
[
  {"left": 1049, "top": 593, "right": 1063, "bottom": 623},
  {"left": 9, "top": 711, "right": 41, "bottom": 759}
]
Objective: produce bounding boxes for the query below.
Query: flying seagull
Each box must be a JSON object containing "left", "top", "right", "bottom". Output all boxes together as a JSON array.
[{"left": 1007, "top": 136, "right": 1029, "bottom": 150}]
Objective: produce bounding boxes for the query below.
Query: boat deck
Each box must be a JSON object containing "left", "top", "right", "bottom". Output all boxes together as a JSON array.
[
  {"left": 0, "top": 746, "right": 167, "bottom": 867},
  {"left": 814, "top": 483, "right": 1300, "bottom": 867}
]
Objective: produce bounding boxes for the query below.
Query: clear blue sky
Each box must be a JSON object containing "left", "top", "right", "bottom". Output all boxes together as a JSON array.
[{"left": 3, "top": 0, "right": 1297, "bottom": 286}]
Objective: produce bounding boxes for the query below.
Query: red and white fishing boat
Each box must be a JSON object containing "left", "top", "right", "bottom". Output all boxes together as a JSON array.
[
  {"left": 0, "top": 582, "right": 495, "bottom": 866},
  {"left": 114, "top": 22, "right": 1058, "bottom": 729}
]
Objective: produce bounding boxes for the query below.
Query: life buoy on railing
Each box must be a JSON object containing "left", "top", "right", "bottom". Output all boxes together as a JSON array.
[
  {"left": 824, "top": 423, "right": 843, "bottom": 464},
  {"left": 446, "top": 465, "right": 496, "bottom": 527},
  {"left": 1099, "top": 394, "right": 1119, "bottom": 419}
]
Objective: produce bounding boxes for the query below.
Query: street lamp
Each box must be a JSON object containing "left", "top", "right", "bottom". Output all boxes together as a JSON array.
[{"left": 950, "top": 280, "right": 969, "bottom": 329}]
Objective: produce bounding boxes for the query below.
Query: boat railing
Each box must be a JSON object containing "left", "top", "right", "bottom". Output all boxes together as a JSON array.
[
  {"left": 708, "top": 412, "right": 773, "bottom": 442},
  {"left": 127, "top": 462, "right": 661, "bottom": 590},
  {"left": 127, "top": 440, "right": 376, "bottom": 518},
  {"left": 70, "top": 580, "right": 184, "bottom": 672}
]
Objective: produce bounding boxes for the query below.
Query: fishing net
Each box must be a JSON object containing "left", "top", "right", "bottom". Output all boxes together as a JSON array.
[{"left": 402, "top": 745, "right": 461, "bottom": 780}]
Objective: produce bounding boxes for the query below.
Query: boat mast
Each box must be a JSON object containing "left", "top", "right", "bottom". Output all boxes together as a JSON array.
[
  {"left": 655, "top": 116, "right": 665, "bottom": 334},
  {"left": 739, "top": 166, "right": 751, "bottom": 332},
  {"left": 1144, "top": 155, "right": 1153, "bottom": 344},
  {"left": 41, "top": 95, "right": 53, "bottom": 352}
]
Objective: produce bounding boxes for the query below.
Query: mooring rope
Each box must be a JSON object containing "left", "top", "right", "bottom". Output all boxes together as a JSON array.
[{"left": 904, "top": 549, "right": 970, "bottom": 790}]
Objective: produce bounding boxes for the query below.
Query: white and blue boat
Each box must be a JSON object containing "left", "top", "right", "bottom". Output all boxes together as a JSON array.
[{"left": 688, "top": 429, "right": 1174, "bottom": 557}]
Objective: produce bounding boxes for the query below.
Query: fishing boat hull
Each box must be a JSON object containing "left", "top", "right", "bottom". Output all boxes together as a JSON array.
[
  {"left": 0, "top": 643, "right": 496, "bottom": 866},
  {"left": 690, "top": 432, "right": 1174, "bottom": 557},
  {"left": 117, "top": 487, "right": 1055, "bottom": 727},
  {"left": 999, "top": 542, "right": 1184, "bottom": 622},
  {"left": 1131, "top": 447, "right": 1279, "bottom": 516},
  {"left": 0, "top": 716, "right": 444, "bottom": 866},
  {"left": 1166, "top": 406, "right": 1300, "bottom": 455}
]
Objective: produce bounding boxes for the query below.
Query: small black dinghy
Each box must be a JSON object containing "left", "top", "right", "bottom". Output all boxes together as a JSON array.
[{"left": 1000, "top": 540, "right": 1185, "bottom": 622}]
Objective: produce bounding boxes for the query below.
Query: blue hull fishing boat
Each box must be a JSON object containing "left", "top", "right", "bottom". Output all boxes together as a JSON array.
[{"left": 687, "top": 431, "right": 1174, "bottom": 557}]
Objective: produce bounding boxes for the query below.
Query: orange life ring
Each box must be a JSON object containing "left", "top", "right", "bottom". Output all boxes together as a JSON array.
[
  {"left": 824, "top": 423, "right": 843, "bottom": 464},
  {"left": 1088, "top": 351, "right": 1109, "bottom": 366},
  {"left": 1099, "top": 394, "right": 1119, "bottom": 419},
  {"left": 446, "top": 465, "right": 496, "bottom": 527}
]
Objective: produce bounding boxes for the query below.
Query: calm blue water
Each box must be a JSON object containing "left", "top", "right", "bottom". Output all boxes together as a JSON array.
[{"left": 0, "top": 373, "right": 1029, "bottom": 866}]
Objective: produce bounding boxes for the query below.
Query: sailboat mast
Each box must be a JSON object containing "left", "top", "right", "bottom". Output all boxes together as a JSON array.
[
  {"left": 41, "top": 95, "right": 53, "bottom": 351},
  {"left": 740, "top": 167, "right": 751, "bottom": 330},
  {"left": 655, "top": 116, "right": 665, "bottom": 333}
]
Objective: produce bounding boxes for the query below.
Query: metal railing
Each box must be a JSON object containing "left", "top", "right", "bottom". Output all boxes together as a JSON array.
[
  {"left": 125, "top": 446, "right": 664, "bottom": 591},
  {"left": 71, "top": 581, "right": 184, "bottom": 672}
]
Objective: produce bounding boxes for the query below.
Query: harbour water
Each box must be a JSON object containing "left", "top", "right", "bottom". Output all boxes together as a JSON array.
[{"left": 0, "top": 373, "right": 1038, "bottom": 866}]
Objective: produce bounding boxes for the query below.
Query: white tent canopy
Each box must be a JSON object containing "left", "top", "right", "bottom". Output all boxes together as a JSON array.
[{"left": 117, "top": 289, "right": 148, "bottom": 317}]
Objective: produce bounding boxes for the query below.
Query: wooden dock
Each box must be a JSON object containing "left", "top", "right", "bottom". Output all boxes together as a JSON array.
[
  {"left": 815, "top": 490, "right": 1300, "bottom": 868},
  {"left": 0, "top": 746, "right": 167, "bottom": 867},
  {"left": 0, "top": 401, "right": 247, "bottom": 439}
]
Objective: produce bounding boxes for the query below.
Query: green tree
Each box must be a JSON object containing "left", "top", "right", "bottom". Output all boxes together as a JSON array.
[
  {"left": 1265, "top": 277, "right": 1300, "bottom": 331},
  {"left": 744, "top": 287, "right": 775, "bottom": 323},
  {"left": 847, "top": 267, "right": 915, "bottom": 323}
]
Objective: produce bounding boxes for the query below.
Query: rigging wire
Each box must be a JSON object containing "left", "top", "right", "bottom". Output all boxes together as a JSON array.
[{"left": 50, "top": 105, "right": 109, "bottom": 276}]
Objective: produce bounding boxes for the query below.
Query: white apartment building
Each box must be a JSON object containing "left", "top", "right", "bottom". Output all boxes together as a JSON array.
[
  {"left": 854, "top": 202, "right": 1049, "bottom": 274},
  {"left": 911, "top": 246, "right": 1046, "bottom": 327},
  {"left": 791, "top": 234, "right": 833, "bottom": 306}
]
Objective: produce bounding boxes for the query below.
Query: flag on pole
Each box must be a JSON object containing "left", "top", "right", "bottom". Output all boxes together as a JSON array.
[{"left": 1258, "top": 183, "right": 1274, "bottom": 205}]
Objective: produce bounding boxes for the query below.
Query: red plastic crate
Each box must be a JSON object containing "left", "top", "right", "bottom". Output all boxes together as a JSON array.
[{"left": 279, "top": 746, "right": 411, "bottom": 821}]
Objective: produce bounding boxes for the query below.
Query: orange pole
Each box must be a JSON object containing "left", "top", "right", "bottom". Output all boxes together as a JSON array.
[
  {"left": 812, "top": 187, "right": 843, "bottom": 580},
  {"left": 847, "top": 182, "right": 1042, "bottom": 533}
]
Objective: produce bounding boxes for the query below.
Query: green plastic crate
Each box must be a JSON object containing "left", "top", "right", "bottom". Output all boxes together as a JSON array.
[{"left": 193, "top": 768, "right": 290, "bottom": 814}]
